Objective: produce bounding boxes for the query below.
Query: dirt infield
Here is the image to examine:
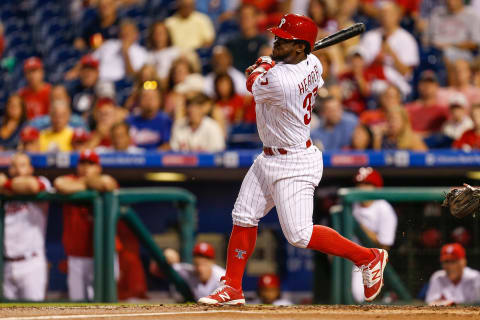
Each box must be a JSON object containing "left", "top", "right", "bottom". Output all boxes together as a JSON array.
[
  {"left": 0, "top": 305, "right": 480, "bottom": 320},
  {"left": 0, "top": 304, "right": 479, "bottom": 320}
]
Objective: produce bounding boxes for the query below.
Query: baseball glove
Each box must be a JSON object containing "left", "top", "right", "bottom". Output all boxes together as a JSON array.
[{"left": 442, "top": 184, "right": 480, "bottom": 218}]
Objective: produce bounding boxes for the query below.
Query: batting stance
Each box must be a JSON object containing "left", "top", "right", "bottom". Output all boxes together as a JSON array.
[
  {"left": 0, "top": 153, "right": 52, "bottom": 301},
  {"left": 199, "top": 14, "right": 388, "bottom": 305}
]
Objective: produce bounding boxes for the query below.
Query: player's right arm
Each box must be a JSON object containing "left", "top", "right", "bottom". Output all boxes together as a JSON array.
[
  {"left": 85, "top": 174, "right": 118, "bottom": 192},
  {"left": 54, "top": 175, "right": 87, "bottom": 194}
]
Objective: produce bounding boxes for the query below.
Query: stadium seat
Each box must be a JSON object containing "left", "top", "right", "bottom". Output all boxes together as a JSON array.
[{"left": 227, "top": 123, "right": 262, "bottom": 149}]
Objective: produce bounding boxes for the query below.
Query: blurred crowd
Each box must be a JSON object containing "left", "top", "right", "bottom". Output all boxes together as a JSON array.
[{"left": 2, "top": 0, "right": 480, "bottom": 153}]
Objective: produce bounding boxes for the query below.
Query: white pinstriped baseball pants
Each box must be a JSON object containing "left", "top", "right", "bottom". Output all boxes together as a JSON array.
[{"left": 232, "top": 146, "right": 323, "bottom": 248}]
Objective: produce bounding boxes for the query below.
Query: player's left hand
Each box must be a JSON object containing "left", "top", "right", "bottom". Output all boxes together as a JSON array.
[
  {"left": 245, "top": 64, "right": 257, "bottom": 76},
  {"left": 255, "top": 56, "right": 275, "bottom": 68}
]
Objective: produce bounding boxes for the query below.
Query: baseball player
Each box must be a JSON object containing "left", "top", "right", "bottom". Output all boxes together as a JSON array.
[
  {"left": 351, "top": 167, "right": 397, "bottom": 302},
  {"left": 426, "top": 243, "right": 480, "bottom": 305},
  {"left": 150, "top": 242, "right": 225, "bottom": 301},
  {"left": 252, "top": 274, "right": 293, "bottom": 306},
  {"left": 199, "top": 14, "right": 388, "bottom": 306},
  {"left": 54, "top": 150, "right": 118, "bottom": 301},
  {"left": 0, "top": 152, "right": 51, "bottom": 301}
]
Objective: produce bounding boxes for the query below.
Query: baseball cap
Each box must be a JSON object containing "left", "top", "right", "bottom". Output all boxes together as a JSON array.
[
  {"left": 449, "top": 93, "right": 468, "bottom": 108},
  {"left": 95, "top": 97, "right": 115, "bottom": 109},
  {"left": 440, "top": 243, "right": 466, "bottom": 262},
  {"left": 23, "top": 57, "right": 43, "bottom": 71},
  {"left": 79, "top": 150, "right": 100, "bottom": 164},
  {"left": 20, "top": 126, "right": 39, "bottom": 142},
  {"left": 192, "top": 242, "right": 215, "bottom": 259},
  {"left": 419, "top": 70, "right": 438, "bottom": 83},
  {"left": 258, "top": 274, "right": 280, "bottom": 290},
  {"left": 354, "top": 167, "right": 383, "bottom": 187},
  {"left": 80, "top": 55, "right": 99, "bottom": 69},
  {"left": 72, "top": 128, "right": 91, "bottom": 143}
]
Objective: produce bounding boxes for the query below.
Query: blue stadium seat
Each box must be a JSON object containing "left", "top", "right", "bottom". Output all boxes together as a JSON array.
[
  {"left": 115, "top": 78, "right": 134, "bottom": 106},
  {"left": 196, "top": 47, "right": 214, "bottom": 75},
  {"left": 227, "top": 123, "right": 262, "bottom": 149}
]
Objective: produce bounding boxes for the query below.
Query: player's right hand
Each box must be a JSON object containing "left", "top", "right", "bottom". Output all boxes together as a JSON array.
[{"left": 245, "top": 64, "right": 257, "bottom": 76}]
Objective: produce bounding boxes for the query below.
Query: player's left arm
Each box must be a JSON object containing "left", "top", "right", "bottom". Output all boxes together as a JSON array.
[{"left": 4, "top": 176, "right": 47, "bottom": 195}]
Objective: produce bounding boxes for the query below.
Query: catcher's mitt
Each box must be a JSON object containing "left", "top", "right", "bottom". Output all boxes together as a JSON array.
[{"left": 442, "top": 184, "right": 480, "bottom": 218}]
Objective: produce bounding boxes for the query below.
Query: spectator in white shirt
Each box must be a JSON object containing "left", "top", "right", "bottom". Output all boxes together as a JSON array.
[
  {"left": 93, "top": 20, "right": 148, "bottom": 82},
  {"left": 357, "top": 2, "right": 419, "bottom": 96},
  {"left": 426, "top": 243, "right": 480, "bottom": 305},
  {"left": 442, "top": 93, "right": 474, "bottom": 141},
  {"left": 170, "top": 93, "right": 225, "bottom": 152}
]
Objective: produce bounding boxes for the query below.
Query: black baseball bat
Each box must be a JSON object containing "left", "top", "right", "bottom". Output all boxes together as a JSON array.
[{"left": 313, "top": 23, "right": 366, "bottom": 51}]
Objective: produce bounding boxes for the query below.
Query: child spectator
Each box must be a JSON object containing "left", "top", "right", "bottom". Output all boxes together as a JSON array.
[
  {"left": 311, "top": 96, "right": 358, "bottom": 151},
  {"left": 443, "top": 94, "right": 474, "bottom": 141},
  {"left": 406, "top": 70, "right": 449, "bottom": 137},
  {"left": 165, "top": 0, "right": 215, "bottom": 50},
  {"left": 127, "top": 86, "right": 172, "bottom": 150},
  {"left": 170, "top": 93, "right": 225, "bottom": 152},
  {"left": 71, "top": 128, "right": 91, "bottom": 152},
  {"left": 253, "top": 274, "right": 293, "bottom": 306},
  {"left": 350, "top": 124, "right": 374, "bottom": 150},
  {"left": 96, "top": 122, "right": 143, "bottom": 154},
  {"left": 213, "top": 73, "right": 245, "bottom": 127},
  {"left": 18, "top": 127, "right": 41, "bottom": 153},
  {"left": 453, "top": 104, "right": 480, "bottom": 150},
  {"left": 18, "top": 57, "right": 52, "bottom": 120},
  {"left": 373, "top": 106, "right": 427, "bottom": 151},
  {"left": 0, "top": 95, "right": 27, "bottom": 151}
]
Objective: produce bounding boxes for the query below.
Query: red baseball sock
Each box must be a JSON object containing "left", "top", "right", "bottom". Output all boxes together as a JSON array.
[
  {"left": 223, "top": 225, "right": 257, "bottom": 290},
  {"left": 307, "top": 225, "right": 375, "bottom": 266}
]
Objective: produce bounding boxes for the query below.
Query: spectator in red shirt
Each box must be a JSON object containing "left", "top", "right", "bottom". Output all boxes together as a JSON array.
[
  {"left": 406, "top": 70, "right": 449, "bottom": 137},
  {"left": 18, "top": 57, "right": 52, "bottom": 120},
  {"left": 453, "top": 104, "right": 480, "bottom": 151},
  {"left": 18, "top": 126, "right": 41, "bottom": 153},
  {"left": 214, "top": 73, "right": 245, "bottom": 126},
  {"left": 54, "top": 150, "right": 118, "bottom": 301}
]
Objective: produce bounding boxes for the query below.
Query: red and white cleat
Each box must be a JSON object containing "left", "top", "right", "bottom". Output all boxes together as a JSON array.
[
  {"left": 359, "top": 248, "right": 388, "bottom": 302},
  {"left": 198, "top": 278, "right": 245, "bottom": 305}
]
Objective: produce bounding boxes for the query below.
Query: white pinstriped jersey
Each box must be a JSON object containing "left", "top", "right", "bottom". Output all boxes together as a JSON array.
[{"left": 252, "top": 54, "right": 324, "bottom": 148}]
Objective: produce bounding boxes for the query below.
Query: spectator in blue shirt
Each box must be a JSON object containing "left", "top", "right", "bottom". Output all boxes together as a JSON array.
[
  {"left": 311, "top": 96, "right": 358, "bottom": 151},
  {"left": 127, "top": 83, "right": 172, "bottom": 150}
]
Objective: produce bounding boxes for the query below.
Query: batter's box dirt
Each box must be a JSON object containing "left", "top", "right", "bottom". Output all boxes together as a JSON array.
[{"left": 0, "top": 304, "right": 479, "bottom": 320}]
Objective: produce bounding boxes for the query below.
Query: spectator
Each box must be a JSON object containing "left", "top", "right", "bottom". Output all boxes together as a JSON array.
[
  {"left": 426, "top": 243, "right": 480, "bottom": 305},
  {"left": 453, "top": 104, "right": 480, "bottom": 151},
  {"left": 96, "top": 122, "right": 143, "bottom": 154},
  {"left": 373, "top": 106, "right": 428, "bottom": 151},
  {"left": 204, "top": 46, "right": 248, "bottom": 98},
  {"left": 18, "top": 127, "right": 41, "bottom": 153},
  {"left": 338, "top": 50, "right": 372, "bottom": 115},
  {"left": 87, "top": 98, "right": 126, "bottom": 149},
  {"left": 214, "top": 73, "right": 245, "bottom": 126},
  {"left": 54, "top": 150, "right": 118, "bottom": 301},
  {"left": 150, "top": 242, "right": 225, "bottom": 301},
  {"left": 71, "top": 128, "right": 92, "bottom": 152},
  {"left": 29, "top": 86, "right": 88, "bottom": 132},
  {"left": 0, "top": 153, "right": 52, "bottom": 301},
  {"left": 38, "top": 100, "right": 74, "bottom": 152},
  {"left": 360, "top": 84, "right": 402, "bottom": 127},
  {"left": 350, "top": 124, "right": 374, "bottom": 150},
  {"left": 67, "top": 55, "right": 102, "bottom": 117},
  {"left": 124, "top": 65, "right": 162, "bottom": 110},
  {"left": 357, "top": 2, "right": 419, "bottom": 96},
  {"left": 438, "top": 59, "right": 480, "bottom": 110},
  {"left": 146, "top": 21, "right": 182, "bottom": 87},
  {"left": 170, "top": 93, "right": 226, "bottom": 152},
  {"left": 406, "top": 70, "right": 449, "bottom": 137},
  {"left": 0, "top": 95, "right": 27, "bottom": 151},
  {"left": 165, "top": 0, "right": 216, "bottom": 50},
  {"left": 351, "top": 167, "right": 397, "bottom": 302},
  {"left": 252, "top": 274, "right": 293, "bottom": 306},
  {"left": 311, "top": 96, "right": 358, "bottom": 151},
  {"left": 74, "top": 0, "right": 120, "bottom": 50},
  {"left": 443, "top": 94, "right": 473, "bottom": 141},
  {"left": 18, "top": 57, "right": 52, "bottom": 120},
  {"left": 127, "top": 86, "right": 172, "bottom": 150},
  {"left": 195, "top": 0, "right": 235, "bottom": 29},
  {"left": 93, "top": 20, "right": 148, "bottom": 82},
  {"left": 424, "top": 0, "right": 480, "bottom": 63},
  {"left": 225, "top": 4, "right": 270, "bottom": 72}
]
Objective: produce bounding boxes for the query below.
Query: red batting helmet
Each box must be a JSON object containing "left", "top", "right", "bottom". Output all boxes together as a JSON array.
[
  {"left": 268, "top": 14, "right": 318, "bottom": 50},
  {"left": 193, "top": 242, "right": 215, "bottom": 259},
  {"left": 354, "top": 167, "right": 383, "bottom": 188}
]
